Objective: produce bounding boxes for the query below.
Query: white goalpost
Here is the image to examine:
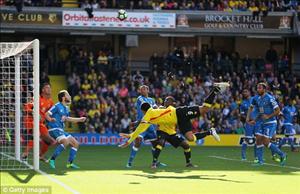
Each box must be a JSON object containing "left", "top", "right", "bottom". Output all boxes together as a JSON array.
[{"left": 0, "top": 39, "right": 40, "bottom": 170}]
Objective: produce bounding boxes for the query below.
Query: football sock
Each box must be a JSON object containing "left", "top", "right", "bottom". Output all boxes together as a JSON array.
[
  {"left": 254, "top": 144, "right": 257, "bottom": 159},
  {"left": 68, "top": 147, "right": 78, "bottom": 163},
  {"left": 256, "top": 145, "right": 264, "bottom": 163},
  {"left": 153, "top": 145, "right": 163, "bottom": 163},
  {"left": 128, "top": 145, "right": 138, "bottom": 164},
  {"left": 288, "top": 137, "right": 295, "bottom": 149},
  {"left": 241, "top": 142, "right": 247, "bottom": 159},
  {"left": 51, "top": 144, "right": 65, "bottom": 160},
  {"left": 194, "top": 131, "right": 210, "bottom": 140},
  {"left": 184, "top": 148, "right": 191, "bottom": 164}
]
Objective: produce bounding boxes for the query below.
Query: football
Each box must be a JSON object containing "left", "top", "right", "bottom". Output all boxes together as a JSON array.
[{"left": 117, "top": 9, "right": 128, "bottom": 21}]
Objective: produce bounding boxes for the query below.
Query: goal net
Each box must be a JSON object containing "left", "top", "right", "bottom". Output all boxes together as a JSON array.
[{"left": 0, "top": 39, "right": 39, "bottom": 170}]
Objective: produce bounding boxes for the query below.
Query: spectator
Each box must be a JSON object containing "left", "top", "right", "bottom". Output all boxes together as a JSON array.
[{"left": 265, "top": 45, "right": 279, "bottom": 64}]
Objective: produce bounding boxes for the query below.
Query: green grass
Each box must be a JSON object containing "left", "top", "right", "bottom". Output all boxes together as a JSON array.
[{"left": 1, "top": 146, "right": 300, "bottom": 194}]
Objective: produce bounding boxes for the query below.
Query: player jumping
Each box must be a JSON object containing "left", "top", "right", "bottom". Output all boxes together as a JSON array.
[
  {"left": 119, "top": 82, "right": 229, "bottom": 148},
  {"left": 46, "top": 90, "right": 86, "bottom": 169}
]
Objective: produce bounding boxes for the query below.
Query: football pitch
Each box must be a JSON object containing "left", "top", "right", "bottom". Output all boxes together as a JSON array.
[{"left": 1, "top": 146, "right": 300, "bottom": 194}]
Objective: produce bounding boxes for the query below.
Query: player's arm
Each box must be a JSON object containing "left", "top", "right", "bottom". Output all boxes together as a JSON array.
[
  {"left": 45, "top": 105, "right": 57, "bottom": 122},
  {"left": 262, "top": 107, "right": 280, "bottom": 120},
  {"left": 239, "top": 104, "right": 246, "bottom": 120},
  {"left": 64, "top": 116, "right": 86, "bottom": 123},
  {"left": 262, "top": 98, "right": 280, "bottom": 120},
  {"left": 119, "top": 113, "right": 152, "bottom": 148},
  {"left": 119, "top": 122, "right": 150, "bottom": 148},
  {"left": 246, "top": 105, "right": 255, "bottom": 125}
]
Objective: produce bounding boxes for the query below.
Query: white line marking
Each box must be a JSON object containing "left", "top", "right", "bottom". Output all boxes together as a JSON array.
[
  {"left": 209, "top": 155, "right": 300, "bottom": 170},
  {"left": 1, "top": 152, "right": 80, "bottom": 194}
]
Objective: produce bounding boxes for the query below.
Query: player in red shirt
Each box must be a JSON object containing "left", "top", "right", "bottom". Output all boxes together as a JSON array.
[{"left": 22, "top": 83, "right": 56, "bottom": 161}]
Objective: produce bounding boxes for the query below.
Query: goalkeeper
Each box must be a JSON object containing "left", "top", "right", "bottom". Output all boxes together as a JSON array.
[{"left": 119, "top": 82, "right": 229, "bottom": 148}]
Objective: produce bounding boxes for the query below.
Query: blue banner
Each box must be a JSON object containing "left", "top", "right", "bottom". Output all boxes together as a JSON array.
[{"left": 72, "top": 133, "right": 127, "bottom": 146}]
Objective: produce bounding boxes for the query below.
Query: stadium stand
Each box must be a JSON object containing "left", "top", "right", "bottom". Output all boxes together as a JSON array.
[{"left": 61, "top": 45, "right": 300, "bottom": 135}]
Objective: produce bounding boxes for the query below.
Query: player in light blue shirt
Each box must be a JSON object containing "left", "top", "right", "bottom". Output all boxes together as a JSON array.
[
  {"left": 46, "top": 90, "right": 86, "bottom": 169},
  {"left": 247, "top": 83, "right": 286, "bottom": 166},
  {"left": 278, "top": 98, "right": 298, "bottom": 152},
  {"left": 126, "top": 85, "right": 166, "bottom": 168},
  {"left": 240, "top": 88, "right": 258, "bottom": 160}
]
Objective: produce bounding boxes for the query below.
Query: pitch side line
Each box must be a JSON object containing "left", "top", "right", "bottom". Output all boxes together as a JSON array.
[
  {"left": 0, "top": 152, "right": 80, "bottom": 194},
  {"left": 209, "top": 155, "right": 300, "bottom": 170}
]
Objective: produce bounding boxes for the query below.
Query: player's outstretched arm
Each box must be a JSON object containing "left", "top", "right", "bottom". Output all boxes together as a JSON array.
[
  {"left": 64, "top": 116, "right": 86, "bottom": 123},
  {"left": 118, "top": 122, "right": 150, "bottom": 148}
]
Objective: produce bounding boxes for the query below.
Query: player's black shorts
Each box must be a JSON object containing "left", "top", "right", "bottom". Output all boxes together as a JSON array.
[
  {"left": 176, "top": 106, "right": 200, "bottom": 135},
  {"left": 157, "top": 130, "right": 185, "bottom": 148}
]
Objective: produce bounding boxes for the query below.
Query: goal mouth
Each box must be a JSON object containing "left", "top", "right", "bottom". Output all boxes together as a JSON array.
[{"left": 0, "top": 39, "right": 40, "bottom": 171}]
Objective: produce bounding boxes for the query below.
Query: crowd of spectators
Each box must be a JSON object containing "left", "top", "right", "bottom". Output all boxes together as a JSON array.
[
  {"left": 64, "top": 45, "right": 300, "bottom": 135},
  {"left": 1, "top": 0, "right": 300, "bottom": 13}
]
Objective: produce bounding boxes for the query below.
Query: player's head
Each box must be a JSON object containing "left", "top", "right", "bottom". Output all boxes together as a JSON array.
[
  {"left": 164, "top": 96, "right": 176, "bottom": 107},
  {"left": 257, "top": 82, "right": 267, "bottom": 96},
  {"left": 58, "top": 90, "right": 71, "bottom": 105},
  {"left": 139, "top": 85, "right": 149, "bottom": 97},
  {"left": 141, "top": 102, "right": 151, "bottom": 114},
  {"left": 40, "top": 82, "right": 51, "bottom": 97},
  {"left": 242, "top": 88, "right": 250, "bottom": 99}
]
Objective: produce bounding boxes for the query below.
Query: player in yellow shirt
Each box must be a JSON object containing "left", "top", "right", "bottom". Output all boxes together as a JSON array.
[
  {"left": 152, "top": 96, "right": 221, "bottom": 168},
  {"left": 119, "top": 82, "right": 229, "bottom": 148}
]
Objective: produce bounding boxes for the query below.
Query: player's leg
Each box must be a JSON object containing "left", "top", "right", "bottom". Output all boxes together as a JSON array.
[
  {"left": 48, "top": 129, "right": 70, "bottom": 169},
  {"left": 184, "top": 129, "right": 220, "bottom": 142},
  {"left": 278, "top": 126, "right": 288, "bottom": 149},
  {"left": 66, "top": 135, "right": 80, "bottom": 169},
  {"left": 270, "top": 135, "right": 280, "bottom": 162},
  {"left": 151, "top": 131, "right": 165, "bottom": 168},
  {"left": 284, "top": 125, "right": 298, "bottom": 152},
  {"left": 288, "top": 136, "right": 298, "bottom": 152},
  {"left": 148, "top": 128, "right": 167, "bottom": 167},
  {"left": 241, "top": 137, "right": 247, "bottom": 161},
  {"left": 126, "top": 136, "right": 142, "bottom": 168},
  {"left": 200, "top": 82, "right": 230, "bottom": 109},
  {"left": 40, "top": 140, "right": 49, "bottom": 162},
  {"left": 39, "top": 123, "right": 56, "bottom": 161},
  {"left": 253, "top": 132, "right": 264, "bottom": 165},
  {"left": 22, "top": 132, "right": 33, "bottom": 160},
  {"left": 176, "top": 106, "right": 220, "bottom": 142},
  {"left": 179, "top": 141, "right": 197, "bottom": 168},
  {"left": 262, "top": 124, "right": 287, "bottom": 166},
  {"left": 241, "top": 123, "right": 255, "bottom": 160},
  {"left": 253, "top": 121, "right": 263, "bottom": 163}
]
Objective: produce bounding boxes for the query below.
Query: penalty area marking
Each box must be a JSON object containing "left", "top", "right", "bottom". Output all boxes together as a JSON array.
[
  {"left": 0, "top": 152, "right": 80, "bottom": 194},
  {"left": 209, "top": 155, "right": 300, "bottom": 170}
]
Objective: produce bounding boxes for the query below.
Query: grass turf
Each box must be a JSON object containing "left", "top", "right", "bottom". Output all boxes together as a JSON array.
[{"left": 1, "top": 146, "right": 300, "bottom": 194}]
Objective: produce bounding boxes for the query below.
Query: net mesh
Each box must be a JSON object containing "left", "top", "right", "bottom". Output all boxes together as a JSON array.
[{"left": 0, "top": 42, "right": 36, "bottom": 170}]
